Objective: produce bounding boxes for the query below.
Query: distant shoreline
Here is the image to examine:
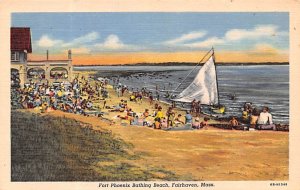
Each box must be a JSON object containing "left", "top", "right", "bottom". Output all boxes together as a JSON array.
[{"left": 74, "top": 62, "right": 289, "bottom": 67}]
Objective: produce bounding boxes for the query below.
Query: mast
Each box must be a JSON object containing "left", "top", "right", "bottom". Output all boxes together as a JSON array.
[{"left": 211, "top": 47, "right": 220, "bottom": 105}]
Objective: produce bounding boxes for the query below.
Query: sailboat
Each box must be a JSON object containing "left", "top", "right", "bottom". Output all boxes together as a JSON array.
[{"left": 172, "top": 48, "right": 225, "bottom": 114}]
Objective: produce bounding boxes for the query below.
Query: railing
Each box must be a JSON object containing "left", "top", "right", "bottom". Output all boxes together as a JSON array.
[{"left": 27, "top": 60, "right": 70, "bottom": 66}]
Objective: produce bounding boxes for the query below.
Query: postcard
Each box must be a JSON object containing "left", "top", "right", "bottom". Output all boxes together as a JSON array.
[{"left": 1, "top": 0, "right": 300, "bottom": 190}]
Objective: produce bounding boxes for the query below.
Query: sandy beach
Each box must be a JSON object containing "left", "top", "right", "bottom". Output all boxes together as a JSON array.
[
  {"left": 18, "top": 70, "right": 288, "bottom": 181},
  {"left": 46, "top": 109, "right": 288, "bottom": 180}
]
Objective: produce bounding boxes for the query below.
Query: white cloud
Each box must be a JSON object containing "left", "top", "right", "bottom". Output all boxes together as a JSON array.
[
  {"left": 164, "top": 31, "right": 207, "bottom": 45},
  {"left": 94, "top": 34, "right": 136, "bottom": 51},
  {"left": 36, "top": 33, "right": 137, "bottom": 53},
  {"left": 73, "top": 32, "right": 99, "bottom": 43},
  {"left": 163, "top": 25, "right": 287, "bottom": 51},
  {"left": 225, "top": 25, "right": 279, "bottom": 41},
  {"left": 37, "top": 35, "right": 63, "bottom": 48},
  {"left": 36, "top": 32, "right": 100, "bottom": 54},
  {"left": 103, "top": 35, "right": 125, "bottom": 49},
  {"left": 184, "top": 37, "right": 225, "bottom": 48},
  {"left": 35, "top": 25, "right": 288, "bottom": 54},
  {"left": 62, "top": 32, "right": 99, "bottom": 47}
]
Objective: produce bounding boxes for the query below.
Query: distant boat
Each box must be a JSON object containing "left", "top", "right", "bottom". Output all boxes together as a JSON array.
[
  {"left": 172, "top": 48, "right": 225, "bottom": 114},
  {"left": 229, "top": 93, "right": 236, "bottom": 100}
]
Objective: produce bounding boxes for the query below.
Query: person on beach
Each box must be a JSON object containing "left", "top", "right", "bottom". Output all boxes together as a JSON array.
[
  {"left": 130, "top": 115, "right": 139, "bottom": 126},
  {"left": 121, "top": 86, "right": 126, "bottom": 96},
  {"left": 195, "top": 101, "right": 201, "bottom": 117},
  {"left": 257, "top": 107, "right": 276, "bottom": 130},
  {"left": 167, "top": 109, "right": 175, "bottom": 128},
  {"left": 116, "top": 86, "right": 121, "bottom": 97},
  {"left": 166, "top": 107, "right": 172, "bottom": 127},
  {"left": 127, "top": 108, "right": 135, "bottom": 117},
  {"left": 244, "top": 102, "right": 253, "bottom": 114},
  {"left": 175, "top": 114, "right": 185, "bottom": 127},
  {"left": 34, "top": 96, "right": 42, "bottom": 107},
  {"left": 229, "top": 116, "right": 239, "bottom": 129},
  {"left": 136, "top": 92, "right": 143, "bottom": 103},
  {"left": 41, "top": 102, "right": 48, "bottom": 113},
  {"left": 155, "top": 106, "right": 164, "bottom": 120},
  {"left": 250, "top": 108, "right": 259, "bottom": 129},
  {"left": 103, "top": 100, "right": 106, "bottom": 109},
  {"left": 108, "top": 103, "right": 123, "bottom": 112},
  {"left": 154, "top": 117, "right": 162, "bottom": 129},
  {"left": 191, "top": 99, "right": 196, "bottom": 113},
  {"left": 257, "top": 107, "right": 272, "bottom": 124},
  {"left": 117, "top": 114, "right": 133, "bottom": 124},
  {"left": 86, "top": 100, "right": 93, "bottom": 110},
  {"left": 154, "top": 102, "right": 159, "bottom": 109},
  {"left": 130, "top": 93, "right": 136, "bottom": 102},
  {"left": 143, "top": 109, "right": 149, "bottom": 118},
  {"left": 161, "top": 117, "right": 168, "bottom": 129},
  {"left": 200, "top": 117, "right": 209, "bottom": 130},
  {"left": 170, "top": 112, "right": 176, "bottom": 127},
  {"left": 149, "top": 93, "right": 154, "bottom": 105},
  {"left": 242, "top": 107, "right": 249, "bottom": 123},
  {"left": 192, "top": 117, "right": 201, "bottom": 129},
  {"left": 185, "top": 111, "right": 193, "bottom": 124},
  {"left": 172, "top": 101, "right": 176, "bottom": 108}
]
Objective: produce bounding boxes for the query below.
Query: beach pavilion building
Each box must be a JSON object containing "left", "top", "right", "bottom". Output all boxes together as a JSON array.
[{"left": 11, "top": 27, "right": 73, "bottom": 87}]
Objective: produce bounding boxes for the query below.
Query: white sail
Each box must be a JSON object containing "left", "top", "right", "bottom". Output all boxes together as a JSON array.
[{"left": 173, "top": 55, "right": 219, "bottom": 105}]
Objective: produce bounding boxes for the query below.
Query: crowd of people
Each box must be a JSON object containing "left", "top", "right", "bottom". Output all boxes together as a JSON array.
[
  {"left": 11, "top": 73, "right": 278, "bottom": 131},
  {"left": 116, "top": 90, "right": 277, "bottom": 131},
  {"left": 11, "top": 75, "right": 109, "bottom": 116},
  {"left": 107, "top": 87, "right": 212, "bottom": 130},
  {"left": 229, "top": 102, "right": 276, "bottom": 130},
  {"left": 109, "top": 80, "right": 208, "bottom": 130},
  {"left": 11, "top": 70, "right": 20, "bottom": 88}
]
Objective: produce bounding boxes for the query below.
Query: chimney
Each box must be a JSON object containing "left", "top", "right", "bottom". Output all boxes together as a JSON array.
[
  {"left": 46, "top": 50, "right": 49, "bottom": 60},
  {"left": 68, "top": 50, "right": 72, "bottom": 60}
]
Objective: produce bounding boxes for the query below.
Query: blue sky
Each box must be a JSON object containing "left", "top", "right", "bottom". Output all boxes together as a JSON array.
[{"left": 12, "top": 12, "right": 289, "bottom": 55}]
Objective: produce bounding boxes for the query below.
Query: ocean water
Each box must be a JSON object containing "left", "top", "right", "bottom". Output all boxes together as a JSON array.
[{"left": 75, "top": 65, "right": 289, "bottom": 124}]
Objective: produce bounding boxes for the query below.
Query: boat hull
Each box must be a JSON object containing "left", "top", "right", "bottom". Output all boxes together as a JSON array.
[{"left": 211, "top": 106, "right": 225, "bottom": 114}]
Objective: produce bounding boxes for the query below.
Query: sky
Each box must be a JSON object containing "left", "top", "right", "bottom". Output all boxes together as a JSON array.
[{"left": 12, "top": 12, "right": 289, "bottom": 65}]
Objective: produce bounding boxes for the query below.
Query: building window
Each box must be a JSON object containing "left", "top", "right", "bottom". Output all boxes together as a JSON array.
[
  {"left": 11, "top": 52, "right": 20, "bottom": 61},
  {"left": 50, "top": 67, "right": 68, "bottom": 79},
  {"left": 27, "top": 68, "right": 45, "bottom": 79}
]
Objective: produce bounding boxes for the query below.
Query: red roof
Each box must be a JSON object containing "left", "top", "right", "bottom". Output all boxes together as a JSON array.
[{"left": 11, "top": 27, "right": 32, "bottom": 53}]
